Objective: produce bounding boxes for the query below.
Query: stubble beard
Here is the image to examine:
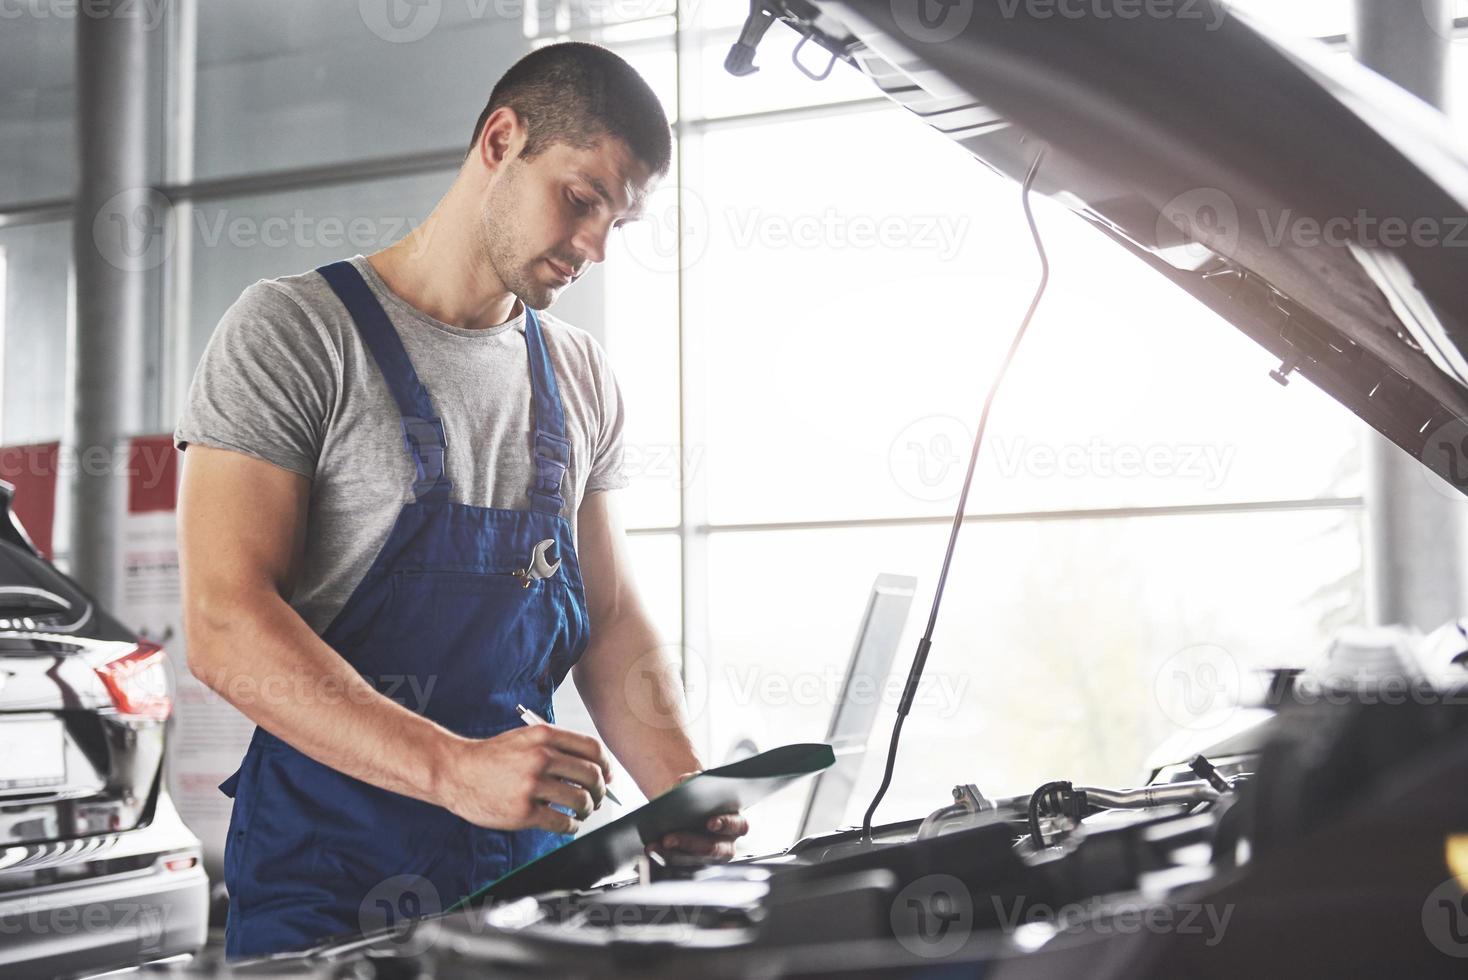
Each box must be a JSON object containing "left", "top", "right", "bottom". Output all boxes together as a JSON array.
[{"left": 479, "top": 164, "right": 555, "bottom": 312}]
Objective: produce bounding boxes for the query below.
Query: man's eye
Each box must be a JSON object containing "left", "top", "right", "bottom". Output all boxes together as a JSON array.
[{"left": 569, "top": 193, "right": 594, "bottom": 212}]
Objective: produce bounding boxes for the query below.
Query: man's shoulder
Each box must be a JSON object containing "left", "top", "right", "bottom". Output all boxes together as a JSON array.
[
  {"left": 533, "top": 308, "right": 594, "bottom": 343},
  {"left": 220, "top": 262, "right": 358, "bottom": 344},
  {"left": 234, "top": 264, "right": 340, "bottom": 320},
  {"left": 532, "top": 308, "right": 610, "bottom": 367},
  {"left": 204, "top": 269, "right": 348, "bottom": 379}
]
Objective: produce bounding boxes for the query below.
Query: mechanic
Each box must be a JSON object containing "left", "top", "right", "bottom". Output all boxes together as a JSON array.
[{"left": 175, "top": 42, "right": 748, "bottom": 958}]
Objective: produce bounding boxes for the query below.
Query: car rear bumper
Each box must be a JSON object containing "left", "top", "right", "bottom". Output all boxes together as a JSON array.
[{"left": 0, "top": 793, "right": 208, "bottom": 980}]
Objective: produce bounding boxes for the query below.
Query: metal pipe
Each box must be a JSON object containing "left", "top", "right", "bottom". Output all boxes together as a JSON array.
[
  {"left": 992, "top": 778, "right": 1222, "bottom": 817},
  {"left": 1076, "top": 781, "right": 1219, "bottom": 809},
  {"left": 1353, "top": 0, "right": 1468, "bottom": 631},
  {"left": 1352, "top": 0, "right": 1451, "bottom": 107},
  {"left": 70, "top": 3, "right": 159, "bottom": 598}
]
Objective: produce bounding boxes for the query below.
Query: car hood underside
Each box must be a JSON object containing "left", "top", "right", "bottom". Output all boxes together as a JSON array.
[{"left": 743, "top": 0, "right": 1468, "bottom": 491}]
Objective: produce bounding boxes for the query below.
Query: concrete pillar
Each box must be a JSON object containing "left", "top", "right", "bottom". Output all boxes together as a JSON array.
[
  {"left": 70, "top": 3, "right": 158, "bottom": 601},
  {"left": 1353, "top": 0, "right": 1468, "bottom": 630}
]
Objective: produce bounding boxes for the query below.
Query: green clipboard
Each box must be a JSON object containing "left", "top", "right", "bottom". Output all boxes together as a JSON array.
[{"left": 449, "top": 742, "right": 835, "bottom": 909}]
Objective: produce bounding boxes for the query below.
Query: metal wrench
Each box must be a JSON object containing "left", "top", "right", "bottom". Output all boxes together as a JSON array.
[{"left": 515, "top": 538, "right": 562, "bottom": 588}]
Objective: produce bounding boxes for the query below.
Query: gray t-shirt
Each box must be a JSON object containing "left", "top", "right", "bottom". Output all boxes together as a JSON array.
[{"left": 175, "top": 254, "right": 627, "bottom": 634}]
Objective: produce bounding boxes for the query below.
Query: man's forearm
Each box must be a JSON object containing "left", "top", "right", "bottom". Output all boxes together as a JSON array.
[
  {"left": 185, "top": 587, "right": 464, "bottom": 805},
  {"left": 573, "top": 606, "right": 704, "bottom": 799}
]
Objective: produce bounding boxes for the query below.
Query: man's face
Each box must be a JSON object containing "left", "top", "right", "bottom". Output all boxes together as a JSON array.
[{"left": 479, "top": 136, "right": 654, "bottom": 310}]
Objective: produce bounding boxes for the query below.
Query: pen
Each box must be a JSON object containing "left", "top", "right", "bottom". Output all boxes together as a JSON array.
[{"left": 515, "top": 703, "right": 622, "bottom": 806}]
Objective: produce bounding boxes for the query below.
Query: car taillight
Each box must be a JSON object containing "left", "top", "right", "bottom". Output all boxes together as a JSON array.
[{"left": 95, "top": 641, "right": 172, "bottom": 721}]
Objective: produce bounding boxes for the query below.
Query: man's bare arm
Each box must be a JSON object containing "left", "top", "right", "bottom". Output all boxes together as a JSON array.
[{"left": 179, "top": 444, "right": 612, "bottom": 832}]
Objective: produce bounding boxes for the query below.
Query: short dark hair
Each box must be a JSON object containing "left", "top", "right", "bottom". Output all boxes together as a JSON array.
[{"left": 468, "top": 41, "right": 671, "bottom": 177}]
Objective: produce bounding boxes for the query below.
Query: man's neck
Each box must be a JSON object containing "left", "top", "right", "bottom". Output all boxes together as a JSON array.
[{"left": 367, "top": 200, "right": 520, "bottom": 331}]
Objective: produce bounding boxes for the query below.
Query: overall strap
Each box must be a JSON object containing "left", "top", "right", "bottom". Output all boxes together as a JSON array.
[
  {"left": 523, "top": 308, "right": 570, "bottom": 516},
  {"left": 317, "top": 261, "right": 452, "bottom": 503}
]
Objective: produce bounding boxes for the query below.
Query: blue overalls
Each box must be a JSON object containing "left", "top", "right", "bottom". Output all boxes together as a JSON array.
[{"left": 219, "top": 260, "right": 590, "bottom": 958}]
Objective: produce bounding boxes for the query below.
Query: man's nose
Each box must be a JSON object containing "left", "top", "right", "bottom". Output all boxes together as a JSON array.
[{"left": 572, "top": 223, "right": 610, "bottom": 266}]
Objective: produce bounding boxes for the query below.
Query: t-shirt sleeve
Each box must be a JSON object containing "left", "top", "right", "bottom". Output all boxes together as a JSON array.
[
  {"left": 585, "top": 337, "right": 630, "bottom": 494},
  {"left": 173, "top": 281, "right": 337, "bottom": 479}
]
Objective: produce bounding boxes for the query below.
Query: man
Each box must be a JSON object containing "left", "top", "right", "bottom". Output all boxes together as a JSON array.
[{"left": 176, "top": 42, "right": 747, "bottom": 958}]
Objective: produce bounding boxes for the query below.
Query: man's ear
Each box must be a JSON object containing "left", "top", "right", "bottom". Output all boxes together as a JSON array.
[{"left": 476, "top": 106, "right": 524, "bottom": 172}]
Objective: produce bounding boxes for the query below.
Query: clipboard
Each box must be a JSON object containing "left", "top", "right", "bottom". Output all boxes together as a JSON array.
[{"left": 451, "top": 742, "right": 836, "bottom": 908}]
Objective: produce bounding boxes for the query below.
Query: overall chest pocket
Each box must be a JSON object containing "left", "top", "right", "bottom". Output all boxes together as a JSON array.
[{"left": 374, "top": 568, "right": 569, "bottom": 690}]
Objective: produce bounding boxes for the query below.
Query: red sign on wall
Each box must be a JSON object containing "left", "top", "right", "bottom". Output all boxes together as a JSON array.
[
  {"left": 0, "top": 441, "right": 59, "bottom": 559},
  {"left": 127, "top": 435, "right": 179, "bottom": 515}
]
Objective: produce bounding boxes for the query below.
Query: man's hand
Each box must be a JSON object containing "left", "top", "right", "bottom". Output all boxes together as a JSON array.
[
  {"left": 437, "top": 724, "right": 614, "bottom": 835},
  {"left": 644, "top": 771, "right": 751, "bottom": 863}
]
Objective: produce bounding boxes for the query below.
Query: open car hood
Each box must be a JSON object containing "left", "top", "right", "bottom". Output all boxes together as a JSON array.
[{"left": 733, "top": 0, "right": 1468, "bottom": 492}]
